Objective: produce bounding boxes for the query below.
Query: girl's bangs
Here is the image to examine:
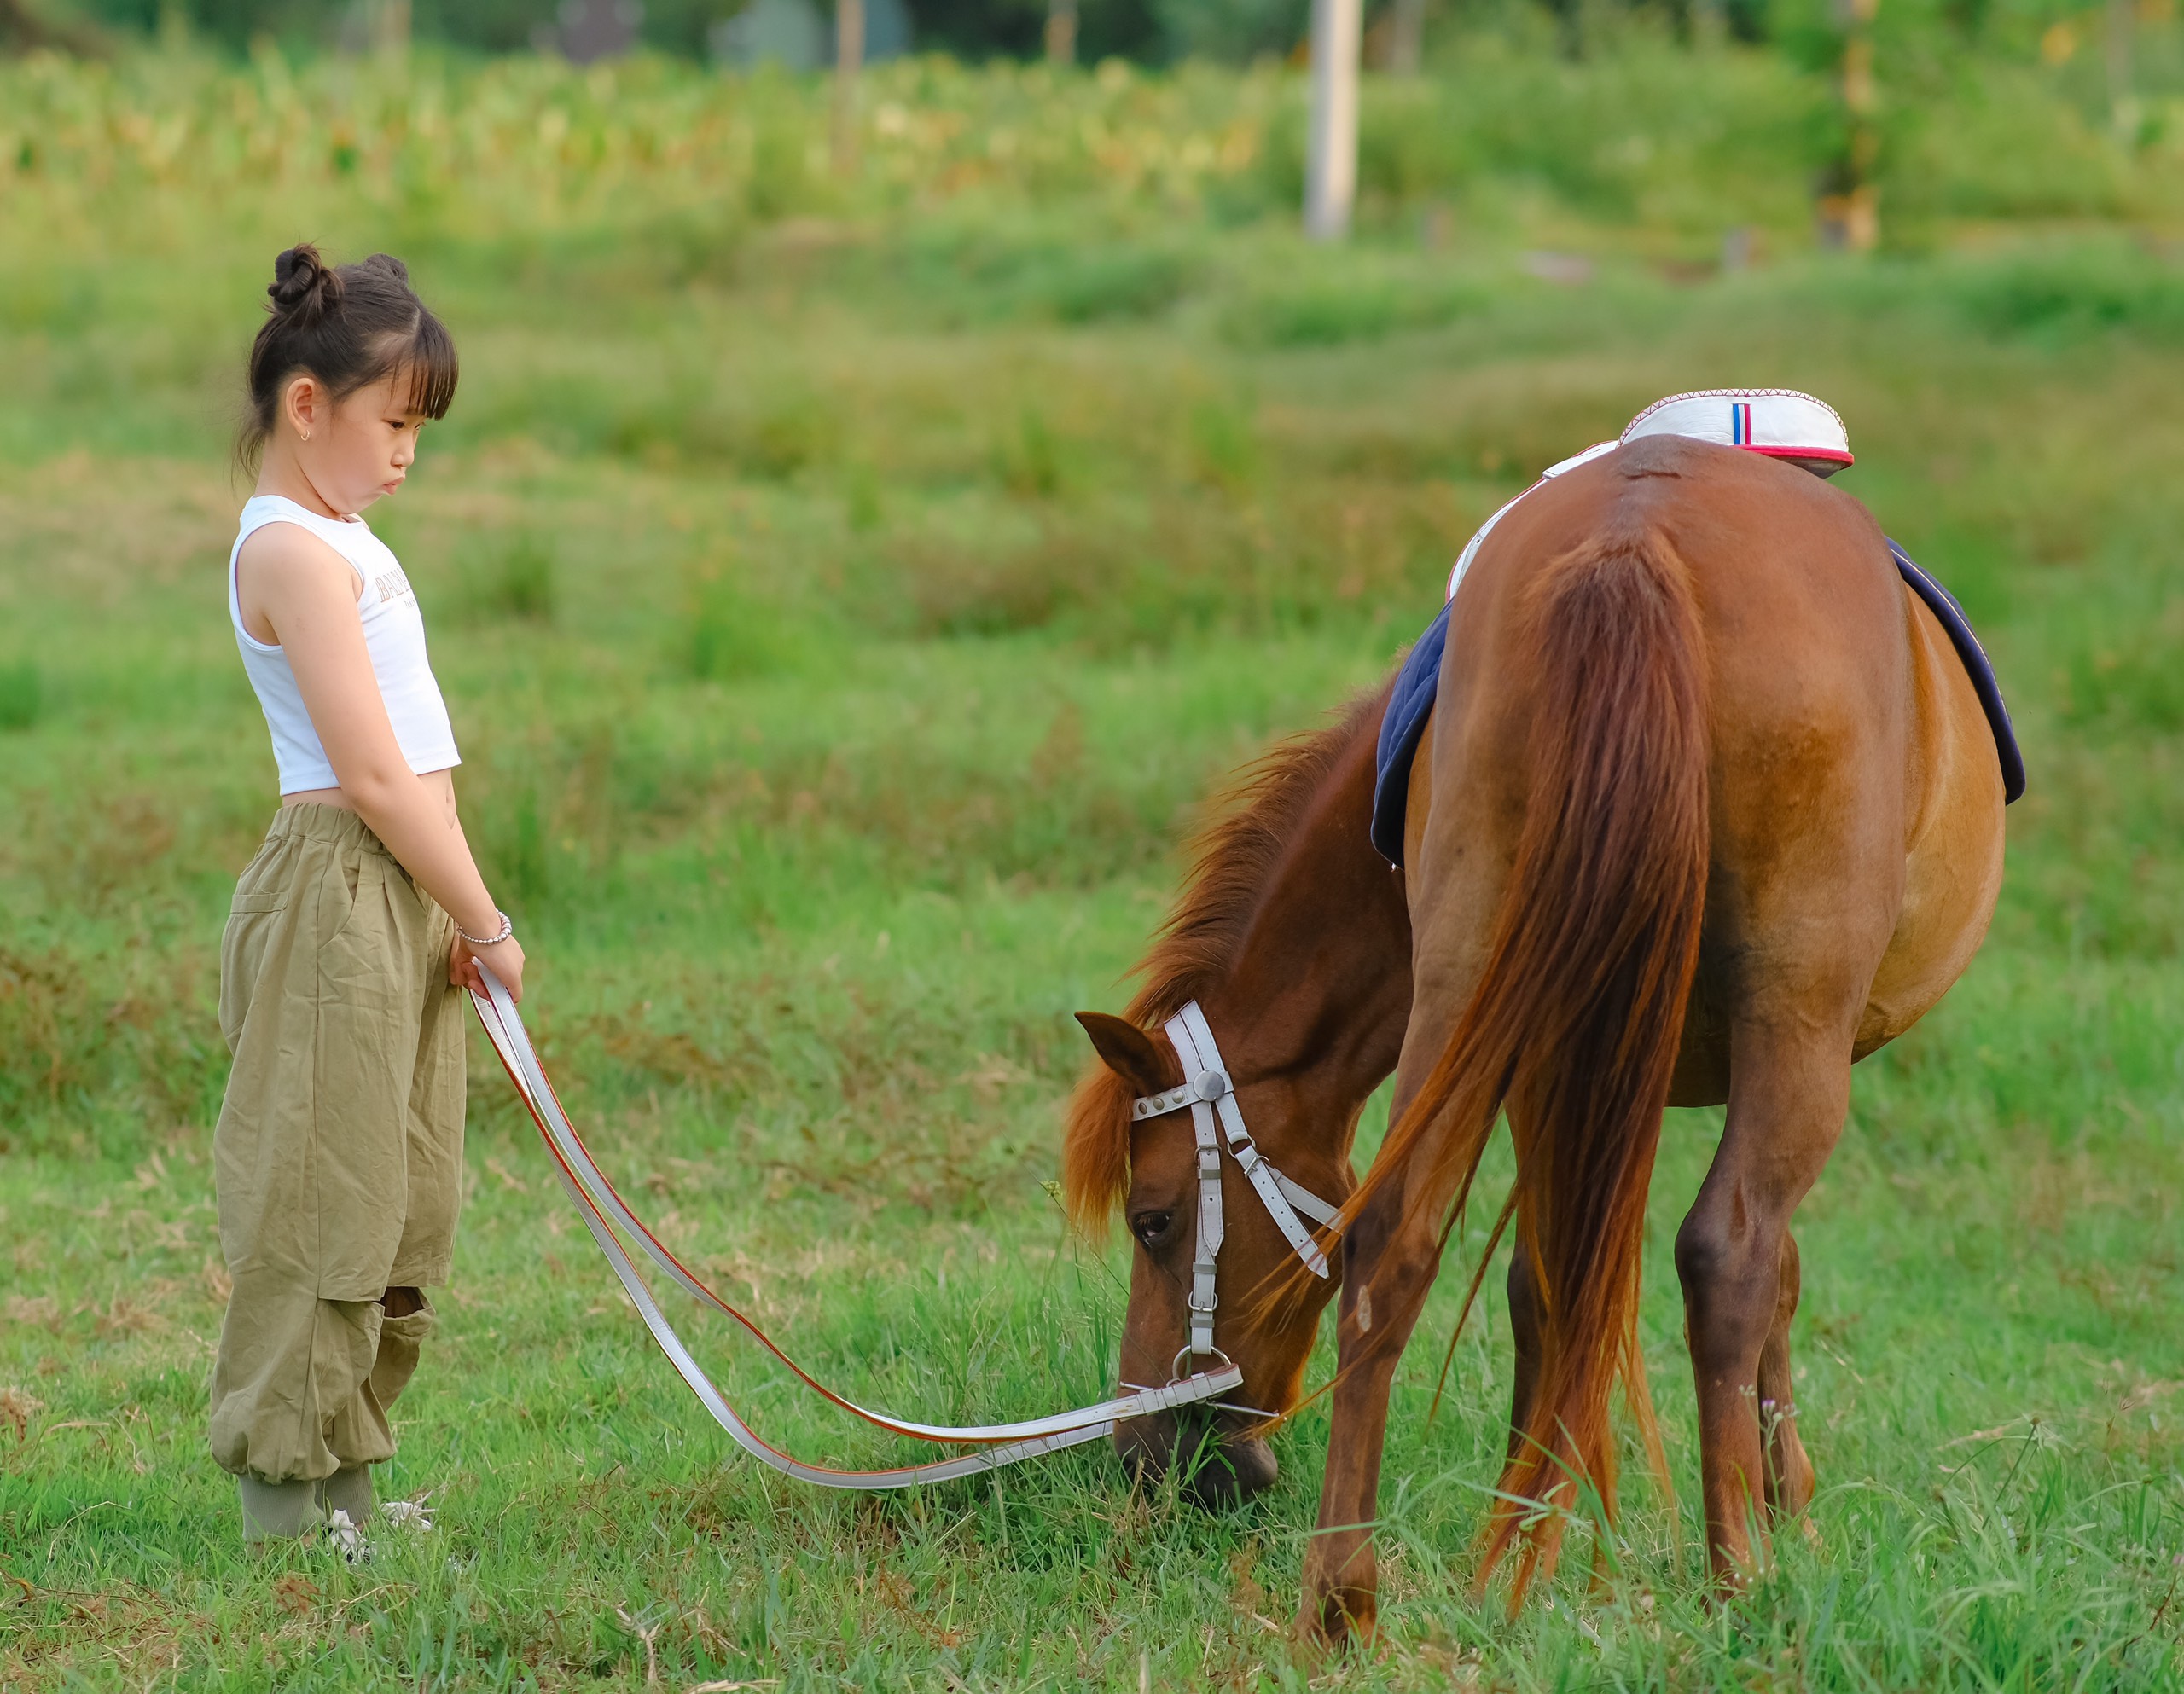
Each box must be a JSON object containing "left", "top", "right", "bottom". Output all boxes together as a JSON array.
[{"left": 397, "top": 312, "right": 460, "bottom": 420}]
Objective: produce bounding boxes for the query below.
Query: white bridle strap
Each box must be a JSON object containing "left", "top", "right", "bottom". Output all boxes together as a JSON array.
[
  {"left": 1177, "top": 1001, "right": 1333, "bottom": 1276},
  {"left": 468, "top": 969, "right": 1243, "bottom": 1489},
  {"left": 1162, "top": 1008, "right": 1228, "bottom": 1360},
  {"left": 1134, "top": 1000, "right": 1338, "bottom": 1362}
]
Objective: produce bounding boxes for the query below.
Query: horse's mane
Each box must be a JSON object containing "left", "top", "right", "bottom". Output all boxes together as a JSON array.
[{"left": 1060, "top": 686, "right": 1390, "bottom": 1231}]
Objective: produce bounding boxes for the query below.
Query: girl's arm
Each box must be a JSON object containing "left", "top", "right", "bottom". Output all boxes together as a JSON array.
[{"left": 241, "top": 524, "right": 527, "bottom": 1000}]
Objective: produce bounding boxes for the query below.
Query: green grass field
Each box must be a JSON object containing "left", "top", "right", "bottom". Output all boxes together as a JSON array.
[{"left": 3, "top": 38, "right": 2182, "bottom": 1692}]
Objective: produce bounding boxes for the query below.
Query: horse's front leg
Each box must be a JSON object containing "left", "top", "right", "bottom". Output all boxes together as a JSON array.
[
  {"left": 1757, "top": 1228, "right": 1819, "bottom": 1529},
  {"left": 1298, "top": 1179, "right": 1445, "bottom": 1649}
]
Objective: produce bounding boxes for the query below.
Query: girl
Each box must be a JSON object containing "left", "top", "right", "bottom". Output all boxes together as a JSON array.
[{"left": 213, "top": 244, "right": 524, "bottom": 1543}]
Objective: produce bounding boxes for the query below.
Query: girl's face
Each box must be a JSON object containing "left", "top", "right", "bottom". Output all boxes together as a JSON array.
[{"left": 282, "top": 367, "right": 431, "bottom": 515}]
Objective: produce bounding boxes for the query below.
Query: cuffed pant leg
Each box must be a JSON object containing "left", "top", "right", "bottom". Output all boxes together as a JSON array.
[
  {"left": 207, "top": 1271, "right": 385, "bottom": 1485},
  {"left": 325, "top": 1294, "right": 439, "bottom": 1471}
]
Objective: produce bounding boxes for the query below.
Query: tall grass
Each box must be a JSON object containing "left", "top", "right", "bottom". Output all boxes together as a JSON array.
[{"left": 1, "top": 38, "right": 2181, "bottom": 1693}]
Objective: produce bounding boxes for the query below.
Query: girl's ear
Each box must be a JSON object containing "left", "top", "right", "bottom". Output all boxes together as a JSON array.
[{"left": 283, "top": 374, "right": 322, "bottom": 442}]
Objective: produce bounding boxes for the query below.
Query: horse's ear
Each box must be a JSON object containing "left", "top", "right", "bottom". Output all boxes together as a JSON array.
[{"left": 1074, "top": 1012, "right": 1170, "bottom": 1098}]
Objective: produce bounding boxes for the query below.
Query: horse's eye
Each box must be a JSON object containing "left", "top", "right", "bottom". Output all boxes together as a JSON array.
[{"left": 1130, "top": 1210, "right": 1175, "bottom": 1249}]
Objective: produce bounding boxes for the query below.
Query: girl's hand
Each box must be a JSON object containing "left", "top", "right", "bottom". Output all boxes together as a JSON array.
[{"left": 451, "top": 931, "right": 527, "bottom": 1003}]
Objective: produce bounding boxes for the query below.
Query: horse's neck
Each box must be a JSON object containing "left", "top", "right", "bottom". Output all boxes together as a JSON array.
[{"left": 1205, "top": 723, "right": 1414, "bottom": 1149}]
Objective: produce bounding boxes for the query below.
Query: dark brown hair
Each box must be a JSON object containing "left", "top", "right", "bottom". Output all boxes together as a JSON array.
[{"left": 240, "top": 244, "right": 459, "bottom": 472}]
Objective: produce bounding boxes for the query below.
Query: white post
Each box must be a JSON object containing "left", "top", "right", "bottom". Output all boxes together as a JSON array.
[{"left": 1304, "top": 0, "right": 1362, "bottom": 241}]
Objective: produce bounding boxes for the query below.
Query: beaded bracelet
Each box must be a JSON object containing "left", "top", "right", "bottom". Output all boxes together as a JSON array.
[{"left": 457, "top": 909, "right": 514, "bottom": 949}]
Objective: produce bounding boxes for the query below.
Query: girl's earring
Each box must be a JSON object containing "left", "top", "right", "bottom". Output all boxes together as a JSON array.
[{"left": 301, "top": 431, "right": 311, "bottom": 442}]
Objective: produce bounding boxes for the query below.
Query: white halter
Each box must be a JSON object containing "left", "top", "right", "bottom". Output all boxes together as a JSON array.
[{"left": 1130, "top": 1001, "right": 1342, "bottom": 1367}]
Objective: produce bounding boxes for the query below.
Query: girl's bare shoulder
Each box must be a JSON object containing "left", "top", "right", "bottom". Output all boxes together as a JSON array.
[{"left": 236, "top": 515, "right": 363, "bottom": 603}]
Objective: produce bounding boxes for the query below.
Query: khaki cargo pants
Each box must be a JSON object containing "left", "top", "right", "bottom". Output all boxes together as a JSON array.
[{"left": 208, "top": 804, "right": 465, "bottom": 1485}]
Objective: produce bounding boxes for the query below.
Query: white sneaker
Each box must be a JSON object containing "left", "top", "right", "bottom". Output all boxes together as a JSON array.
[
  {"left": 324, "top": 1507, "right": 371, "bottom": 1564},
  {"left": 380, "top": 1499, "right": 435, "bottom": 1533}
]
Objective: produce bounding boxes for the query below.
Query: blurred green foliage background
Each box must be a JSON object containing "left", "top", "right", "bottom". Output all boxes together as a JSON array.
[
  {"left": 1, "top": 13, "right": 2181, "bottom": 1691},
  {"left": 32, "top": 0, "right": 2184, "bottom": 75}
]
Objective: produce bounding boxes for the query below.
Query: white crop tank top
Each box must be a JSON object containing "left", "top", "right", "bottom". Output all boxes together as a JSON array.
[{"left": 229, "top": 495, "right": 462, "bottom": 795}]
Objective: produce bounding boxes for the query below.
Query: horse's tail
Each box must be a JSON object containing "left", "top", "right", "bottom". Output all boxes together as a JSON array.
[{"left": 1352, "top": 520, "right": 1709, "bottom": 1602}]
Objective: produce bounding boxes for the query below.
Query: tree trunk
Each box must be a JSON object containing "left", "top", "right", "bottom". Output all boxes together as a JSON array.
[
  {"left": 1388, "top": 0, "right": 1425, "bottom": 76},
  {"left": 0, "top": 0, "right": 105, "bottom": 54},
  {"left": 833, "top": 0, "right": 864, "bottom": 177},
  {"left": 1304, "top": 0, "right": 1362, "bottom": 241},
  {"left": 1818, "top": 0, "right": 1879, "bottom": 252},
  {"left": 375, "top": 0, "right": 411, "bottom": 59},
  {"left": 2106, "top": 0, "right": 2135, "bottom": 126},
  {"left": 1046, "top": 0, "right": 1078, "bottom": 65}
]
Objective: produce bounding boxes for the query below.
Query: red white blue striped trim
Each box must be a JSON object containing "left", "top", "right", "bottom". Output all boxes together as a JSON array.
[{"left": 1623, "top": 388, "right": 1854, "bottom": 472}]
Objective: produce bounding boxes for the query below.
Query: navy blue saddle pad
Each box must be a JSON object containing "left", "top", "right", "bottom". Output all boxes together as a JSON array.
[{"left": 1369, "top": 539, "right": 2024, "bottom": 867}]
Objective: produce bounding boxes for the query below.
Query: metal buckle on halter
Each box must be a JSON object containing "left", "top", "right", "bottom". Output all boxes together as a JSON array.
[
  {"left": 1188, "top": 1241, "right": 1218, "bottom": 1316},
  {"left": 1132, "top": 1067, "right": 1232, "bottom": 1120}
]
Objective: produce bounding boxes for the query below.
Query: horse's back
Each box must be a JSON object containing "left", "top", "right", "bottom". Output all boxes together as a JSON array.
[{"left": 1438, "top": 433, "right": 2003, "bottom": 1095}]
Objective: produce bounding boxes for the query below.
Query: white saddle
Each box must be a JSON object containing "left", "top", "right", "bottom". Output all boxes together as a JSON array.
[{"left": 1448, "top": 388, "right": 1853, "bottom": 601}]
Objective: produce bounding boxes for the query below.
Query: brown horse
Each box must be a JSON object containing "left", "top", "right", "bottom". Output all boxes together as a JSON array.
[
  {"left": 1066, "top": 436, "right": 2006, "bottom": 1639},
  {"left": 1308, "top": 437, "right": 2007, "bottom": 1638}
]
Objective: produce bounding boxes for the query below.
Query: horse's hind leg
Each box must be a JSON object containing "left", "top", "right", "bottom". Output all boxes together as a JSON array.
[
  {"left": 1674, "top": 1024, "right": 1855, "bottom": 1584},
  {"left": 1757, "top": 1230, "right": 1818, "bottom": 1527},
  {"left": 1504, "top": 1230, "right": 1543, "bottom": 1460}
]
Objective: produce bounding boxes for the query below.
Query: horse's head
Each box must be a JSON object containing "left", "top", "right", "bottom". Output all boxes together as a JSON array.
[
  {"left": 1067, "top": 1007, "right": 1359, "bottom": 1502},
  {"left": 1059, "top": 687, "right": 1414, "bottom": 1507}
]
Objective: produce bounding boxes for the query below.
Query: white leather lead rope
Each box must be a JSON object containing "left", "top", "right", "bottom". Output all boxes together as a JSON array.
[
  {"left": 1133, "top": 1000, "right": 1339, "bottom": 1367},
  {"left": 468, "top": 970, "right": 1243, "bottom": 1488},
  {"left": 479, "top": 976, "right": 1206, "bottom": 1444}
]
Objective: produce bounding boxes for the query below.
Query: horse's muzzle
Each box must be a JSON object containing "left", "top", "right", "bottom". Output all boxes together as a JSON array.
[{"left": 1113, "top": 1409, "right": 1278, "bottom": 1507}]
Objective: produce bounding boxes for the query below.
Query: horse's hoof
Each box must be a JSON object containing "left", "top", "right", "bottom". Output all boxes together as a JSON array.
[{"left": 1295, "top": 1587, "right": 1374, "bottom": 1654}]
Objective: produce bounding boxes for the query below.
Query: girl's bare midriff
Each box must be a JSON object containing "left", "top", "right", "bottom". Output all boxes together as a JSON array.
[{"left": 283, "top": 766, "right": 459, "bottom": 826}]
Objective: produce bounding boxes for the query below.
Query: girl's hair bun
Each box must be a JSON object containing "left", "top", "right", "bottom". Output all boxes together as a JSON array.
[{"left": 269, "top": 244, "right": 342, "bottom": 322}]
